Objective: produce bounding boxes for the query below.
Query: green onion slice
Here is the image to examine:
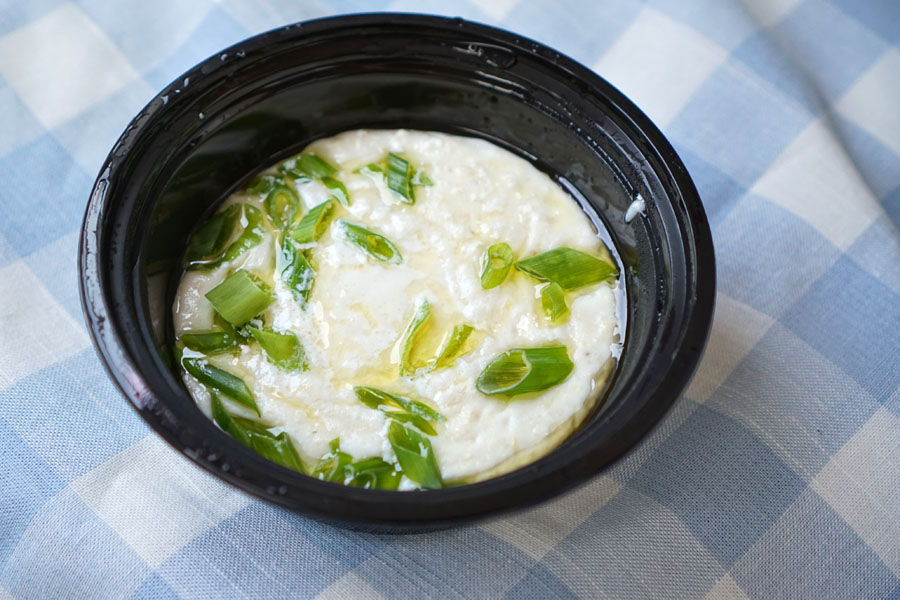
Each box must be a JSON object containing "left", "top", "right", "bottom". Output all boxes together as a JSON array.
[
  {"left": 244, "top": 174, "right": 280, "bottom": 196},
  {"left": 183, "top": 357, "right": 259, "bottom": 414},
  {"left": 211, "top": 393, "right": 304, "bottom": 473},
  {"left": 247, "top": 327, "right": 308, "bottom": 371},
  {"left": 515, "top": 247, "right": 618, "bottom": 290},
  {"left": 355, "top": 386, "right": 445, "bottom": 423},
  {"left": 344, "top": 457, "right": 402, "bottom": 490},
  {"left": 540, "top": 282, "right": 569, "bottom": 322},
  {"left": 411, "top": 168, "right": 434, "bottom": 187},
  {"left": 290, "top": 200, "right": 334, "bottom": 244},
  {"left": 294, "top": 153, "right": 338, "bottom": 180},
  {"left": 475, "top": 346, "right": 574, "bottom": 398},
  {"left": 183, "top": 204, "right": 241, "bottom": 268},
  {"left": 322, "top": 176, "right": 350, "bottom": 206},
  {"left": 205, "top": 270, "right": 273, "bottom": 327},
  {"left": 336, "top": 219, "right": 402, "bottom": 264},
  {"left": 180, "top": 331, "right": 240, "bottom": 355},
  {"left": 388, "top": 421, "right": 442, "bottom": 489},
  {"left": 431, "top": 324, "right": 474, "bottom": 370},
  {"left": 386, "top": 152, "right": 415, "bottom": 203},
  {"left": 395, "top": 298, "right": 431, "bottom": 376},
  {"left": 264, "top": 182, "right": 300, "bottom": 230},
  {"left": 480, "top": 242, "right": 515, "bottom": 289},
  {"left": 312, "top": 438, "right": 354, "bottom": 483},
  {"left": 279, "top": 237, "right": 315, "bottom": 306},
  {"left": 355, "top": 162, "right": 383, "bottom": 175}
]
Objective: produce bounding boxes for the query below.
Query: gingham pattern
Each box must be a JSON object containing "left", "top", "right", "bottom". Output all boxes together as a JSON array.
[{"left": 1, "top": 1, "right": 898, "bottom": 598}]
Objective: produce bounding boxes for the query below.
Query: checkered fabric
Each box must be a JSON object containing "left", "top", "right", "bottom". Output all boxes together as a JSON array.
[{"left": 1, "top": 0, "right": 898, "bottom": 598}]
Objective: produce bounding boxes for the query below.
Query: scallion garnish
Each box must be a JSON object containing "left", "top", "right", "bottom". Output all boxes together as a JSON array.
[
  {"left": 180, "top": 331, "right": 240, "bottom": 355},
  {"left": 344, "top": 457, "right": 402, "bottom": 490},
  {"left": 248, "top": 327, "right": 308, "bottom": 371},
  {"left": 244, "top": 174, "right": 279, "bottom": 196},
  {"left": 190, "top": 204, "right": 266, "bottom": 271},
  {"left": 183, "top": 357, "right": 259, "bottom": 414},
  {"left": 480, "top": 242, "right": 514, "bottom": 289},
  {"left": 388, "top": 421, "right": 442, "bottom": 489},
  {"left": 264, "top": 181, "right": 300, "bottom": 230},
  {"left": 279, "top": 237, "right": 315, "bottom": 306},
  {"left": 211, "top": 393, "right": 304, "bottom": 473},
  {"left": 322, "top": 176, "right": 350, "bottom": 206},
  {"left": 540, "top": 282, "right": 568, "bottom": 322},
  {"left": 290, "top": 200, "right": 334, "bottom": 244},
  {"left": 336, "top": 219, "right": 402, "bottom": 264},
  {"left": 205, "top": 270, "right": 273, "bottom": 327},
  {"left": 311, "top": 438, "right": 353, "bottom": 483},
  {"left": 395, "top": 298, "right": 430, "bottom": 376},
  {"left": 475, "top": 346, "right": 574, "bottom": 397},
  {"left": 354, "top": 386, "right": 445, "bottom": 435},
  {"left": 430, "top": 324, "right": 474, "bottom": 370},
  {"left": 386, "top": 152, "right": 415, "bottom": 203},
  {"left": 515, "top": 247, "right": 617, "bottom": 290},
  {"left": 183, "top": 204, "right": 241, "bottom": 268},
  {"left": 293, "top": 153, "right": 338, "bottom": 180}
]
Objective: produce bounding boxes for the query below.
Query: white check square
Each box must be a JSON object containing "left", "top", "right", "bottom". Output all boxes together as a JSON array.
[{"left": 0, "top": 3, "right": 138, "bottom": 129}]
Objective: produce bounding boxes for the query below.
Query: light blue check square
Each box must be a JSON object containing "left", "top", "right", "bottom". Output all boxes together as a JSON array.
[
  {"left": 714, "top": 194, "right": 841, "bottom": 318},
  {"left": 143, "top": 7, "right": 250, "bottom": 92},
  {"left": 732, "top": 489, "right": 899, "bottom": 600},
  {"left": 157, "top": 502, "right": 362, "bottom": 599},
  {"left": 502, "top": 0, "right": 641, "bottom": 68},
  {"left": 130, "top": 573, "right": 181, "bottom": 600},
  {"left": 830, "top": 0, "right": 900, "bottom": 43},
  {"left": 0, "top": 350, "right": 149, "bottom": 481},
  {"left": 23, "top": 232, "right": 83, "bottom": 321},
  {"left": 833, "top": 114, "right": 900, "bottom": 200},
  {"left": 628, "top": 404, "right": 805, "bottom": 568},
  {"left": 0, "top": 134, "right": 92, "bottom": 256},
  {"left": 1, "top": 488, "right": 149, "bottom": 599},
  {"left": 708, "top": 322, "right": 880, "bottom": 480},
  {"left": 0, "top": 77, "right": 45, "bottom": 158},
  {"left": 667, "top": 60, "right": 812, "bottom": 187},
  {"left": 0, "top": 233, "right": 16, "bottom": 268},
  {"left": 541, "top": 487, "right": 724, "bottom": 597},
  {"left": 846, "top": 218, "right": 900, "bottom": 297},
  {"left": 0, "top": 417, "right": 66, "bottom": 569},
  {"left": 781, "top": 256, "right": 900, "bottom": 403},
  {"left": 674, "top": 147, "right": 743, "bottom": 226},
  {"left": 355, "top": 528, "right": 536, "bottom": 598},
  {"left": 646, "top": 0, "right": 757, "bottom": 50},
  {"left": 774, "top": 0, "right": 887, "bottom": 100},
  {"left": 503, "top": 563, "right": 578, "bottom": 600}
]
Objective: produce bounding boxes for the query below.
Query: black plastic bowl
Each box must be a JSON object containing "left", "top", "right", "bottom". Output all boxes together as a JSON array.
[{"left": 79, "top": 13, "right": 714, "bottom": 531}]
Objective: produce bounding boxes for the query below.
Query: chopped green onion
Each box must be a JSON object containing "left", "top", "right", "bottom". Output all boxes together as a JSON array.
[
  {"left": 355, "top": 386, "right": 445, "bottom": 423},
  {"left": 294, "top": 153, "right": 337, "bottom": 180},
  {"left": 183, "top": 204, "right": 241, "bottom": 268},
  {"left": 430, "top": 324, "right": 474, "bottom": 370},
  {"left": 264, "top": 182, "right": 300, "bottom": 230},
  {"left": 183, "top": 357, "right": 258, "bottom": 414},
  {"left": 312, "top": 438, "right": 353, "bottom": 483},
  {"left": 480, "top": 242, "right": 515, "bottom": 289},
  {"left": 279, "top": 237, "right": 315, "bottom": 306},
  {"left": 244, "top": 175, "right": 279, "bottom": 196},
  {"left": 475, "top": 346, "right": 574, "bottom": 398},
  {"left": 388, "top": 421, "right": 442, "bottom": 489},
  {"left": 411, "top": 168, "right": 434, "bottom": 187},
  {"left": 248, "top": 327, "right": 308, "bottom": 371},
  {"left": 205, "top": 270, "right": 273, "bottom": 327},
  {"left": 540, "top": 282, "right": 568, "bottom": 322},
  {"left": 386, "top": 152, "right": 415, "bottom": 203},
  {"left": 214, "top": 313, "right": 250, "bottom": 344},
  {"left": 382, "top": 411, "right": 438, "bottom": 437},
  {"left": 211, "top": 393, "right": 304, "bottom": 473},
  {"left": 395, "top": 298, "right": 431, "bottom": 376},
  {"left": 180, "top": 331, "right": 240, "bottom": 355},
  {"left": 515, "top": 247, "right": 618, "bottom": 290},
  {"left": 355, "top": 162, "right": 383, "bottom": 175},
  {"left": 290, "top": 200, "right": 334, "bottom": 244},
  {"left": 344, "top": 457, "right": 402, "bottom": 490},
  {"left": 190, "top": 204, "right": 266, "bottom": 271},
  {"left": 336, "top": 219, "right": 402, "bottom": 264},
  {"left": 322, "top": 176, "right": 350, "bottom": 206}
]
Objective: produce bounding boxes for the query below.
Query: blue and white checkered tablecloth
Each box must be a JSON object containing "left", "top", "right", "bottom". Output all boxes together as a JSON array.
[{"left": 1, "top": 0, "right": 899, "bottom": 598}]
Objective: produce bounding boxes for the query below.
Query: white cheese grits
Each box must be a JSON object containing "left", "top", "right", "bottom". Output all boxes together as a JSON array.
[{"left": 174, "top": 129, "right": 621, "bottom": 487}]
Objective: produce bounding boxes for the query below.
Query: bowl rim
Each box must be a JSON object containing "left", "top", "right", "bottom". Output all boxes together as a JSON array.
[{"left": 79, "top": 12, "right": 716, "bottom": 528}]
